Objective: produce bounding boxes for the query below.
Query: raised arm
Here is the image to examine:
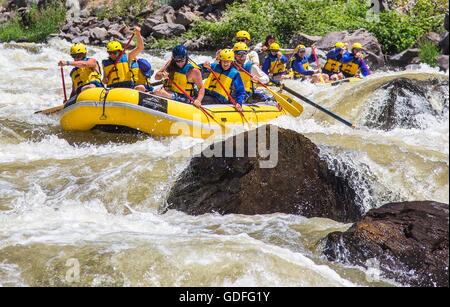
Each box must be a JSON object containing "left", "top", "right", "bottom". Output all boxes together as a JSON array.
[{"left": 128, "top": 27, "right": 144, "bottom": 62}]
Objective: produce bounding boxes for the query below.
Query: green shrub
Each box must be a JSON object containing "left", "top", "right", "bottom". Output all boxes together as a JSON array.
[
  {"left": 0, "top": 3, "right": 66, "bottom": 43},
  {"left": 181, "top": 0, "right": 447, "bottom": 54},
  {"left": 419, "top": 41, "right": 440, "bottom": 67},
  {"left": 366, "top": 11, "right": 424, "bottom": 53},
  {"left": 97, "top": 0, "right": 149, "bottom": 20}
]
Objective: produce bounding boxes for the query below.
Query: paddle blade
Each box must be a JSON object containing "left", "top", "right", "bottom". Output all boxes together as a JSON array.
[
  {"left": 272, "top": 92, "right": 302, "bottom": 117},
  {"left": 275, "top": 92, "right": 304, "bottom": 114},
  {"left": 34, "top": 105, "right": 64, "bottom": 115}
]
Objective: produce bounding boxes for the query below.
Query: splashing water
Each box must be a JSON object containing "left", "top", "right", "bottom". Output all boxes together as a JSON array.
[{"left": 0, "top": 39, "right": 448, "bottom": 286}]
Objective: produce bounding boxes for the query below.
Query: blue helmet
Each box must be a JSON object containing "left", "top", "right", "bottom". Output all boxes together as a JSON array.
[{"left": 172, "top": 45, "right": 188, "bottom": 59}]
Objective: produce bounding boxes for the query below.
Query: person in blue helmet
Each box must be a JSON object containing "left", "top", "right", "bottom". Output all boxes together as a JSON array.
[{"left": 154, "top": 45, "right": 205, "bottom": 107}]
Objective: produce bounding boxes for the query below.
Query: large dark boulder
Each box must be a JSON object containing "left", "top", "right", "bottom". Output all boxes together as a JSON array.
[
  {"left": 439, "top": 33, "right": 449, "bottom": 55},
  {"left": 166, "top": 126, "right": 363, "bottom": 223},
  {"left": 323, "top": 201, "right": 449, "bottom": 287},
  {"left": 152, "top": 23, "right": 186, "bottom": 38},
  {"left": 316, "top": 29, "right": 385, "bottom": 68},
  {"left": 289, "top": 33, "right": 322, "bottom": 48},
  {"left": 437, "top": 55, "right": 449, "bottom": 72},
  {"left": 362, "top": 78, "right": 449, "bottom": 130},
  {"left": 389, "top": 48, "right": 420, "bottom": 67}
]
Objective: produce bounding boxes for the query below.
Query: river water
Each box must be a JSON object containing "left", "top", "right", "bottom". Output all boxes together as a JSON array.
[{"left": 0, "top": 39, "right": 448, "bottom": 286}]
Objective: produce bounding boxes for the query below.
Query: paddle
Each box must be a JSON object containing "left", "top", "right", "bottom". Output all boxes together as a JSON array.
[
  {"left": 311, "top": 47, "right": 325, "bottom": 84},
  {"left": 168, "top": 79, "right": 216, "bottom": 121},
  {"left": 200, "top": 63, "right": 244, "bottom": 115},
  {"left": 36, "top": 32, "right": 137, "bottom": 116},
  {"left": 60, "top": 66, "right": 67, "bottom": 102},
  {"left": 105, "top": 32, "right": 135, "bottom": 84},
  {"left": 233, "top": 63, "right": 302, "bottom": 117},
  {"left": 272, "top": 80, "right": 355, "bottom": 128}
]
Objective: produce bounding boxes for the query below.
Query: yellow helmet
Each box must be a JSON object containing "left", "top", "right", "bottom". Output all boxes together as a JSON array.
[
  {"left": 233, "top": 42, "right": 249, "bottom": 52},
  {"left": 70, "top": 43, "right": 87, "bottom": 55},
  {"left": 218, "top": 49, "right": 235, "bottom": 61},
  {"left": 106, "top": 41, "right": 123, "bottom": 52},
  {"left": 296, "top": 44, "right": 306, "bottom": 51},
  {"left": 236, "top": 30, "right": 251, "bottom": 41},
  {"left": 269, "top": 42, "right": 281, "bottom": 51},
  {"left": 352, "top": 42, "right": 363, "bottom": 50},
  {"left": 335, "top": 42, "right": 346, "bottom": 49}
]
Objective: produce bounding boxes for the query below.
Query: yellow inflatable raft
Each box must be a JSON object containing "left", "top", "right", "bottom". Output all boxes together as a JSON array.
[{"left": 60, "top": 88, "right": 293, "bottom": 138}]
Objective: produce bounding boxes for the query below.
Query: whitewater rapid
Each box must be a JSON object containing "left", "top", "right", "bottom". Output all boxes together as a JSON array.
[{"left": 0, "top": 39, "right": 448, "bottom": 286}]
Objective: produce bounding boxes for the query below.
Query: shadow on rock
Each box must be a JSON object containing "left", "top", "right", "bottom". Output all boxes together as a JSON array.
[{"left": 166, "top": 125, "right": 363, "bottom": 223}]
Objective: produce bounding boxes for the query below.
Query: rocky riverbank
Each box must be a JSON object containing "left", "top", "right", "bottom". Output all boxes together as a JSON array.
[{"left": 1, "top": 0, "right": 448, "bottom": 71}]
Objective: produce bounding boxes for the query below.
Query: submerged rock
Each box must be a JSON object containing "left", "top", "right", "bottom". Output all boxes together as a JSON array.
[
  {"left": 166, "top": 126, "right": 362, "bottom": 223},
  {"left": 363, "top": 78, "right": 449, "bottom": 130},
  {"left": 323, "top": 201, "right": 449, "bottom": 287}
]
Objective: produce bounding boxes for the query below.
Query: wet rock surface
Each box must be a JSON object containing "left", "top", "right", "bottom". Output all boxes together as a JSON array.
[
  {"left": 323, "top": 201, "right": 449, "bottom": 287},
  {"left": 166, "top": 126, "right": 363, "bottom": 223},
  {"left": 363, "top": 78, "right": 449, "bottom": 130}
]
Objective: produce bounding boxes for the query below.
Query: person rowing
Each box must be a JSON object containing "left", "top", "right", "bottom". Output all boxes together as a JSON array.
[
  {"left": 290, "top": 44, "right": 329, "bottom": 83},
  {"left": 154, "top": 45, "right": 205, "bottom": 108},
  {"left": 322, "top": 42, "right": 348, "bottom": 81},
  {"left": 202, "top": 49, "right": 246, "bottom": 112},
  {"left": 233, "top": 42, "right": 273, "bottom": 103},
  {"left": 262, "top": 42, "right": 288, "bottom": 82},
  {"left": 57, "top": 43, "right": 103, "bottom": 98},
  {"left": 340, "top": 42, "right": 371, "bottom": 78}
]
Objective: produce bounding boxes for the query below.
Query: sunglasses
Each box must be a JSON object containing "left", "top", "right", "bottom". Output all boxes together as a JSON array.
[
  {"left": 174, "top": 57, "right": 186, "bottom": 62},
  {"left": 71, "top": 53, "right": 85, "bottom": 59},
  {"left": 236, "top": 38, "right": 247, "bottom": 42},
  {"left": 235, "top": 51, "right": 248, "bottom": 56}
]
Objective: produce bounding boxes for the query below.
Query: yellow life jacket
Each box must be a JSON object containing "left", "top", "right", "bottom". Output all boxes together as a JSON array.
[
  {"left": 341, "top": 61, "right": 360, "bottom": 77},
  {"left": 204, "top": 63, "right": 240, "bottom": 103},
  {"left": 70, "top": 57, "right": 102, "bottom": 90},
  {"left": 130, "top": 61, "right": 147, "bottom": 86},
  {"left": 238, "top": 61, "right": 254, "bottom": 94},
  {"left": 323, "top": 58, "right": 342, "bottom": 73},
  {"left": 102, "top": 54, "right": 133, "bottom": 86},
  {"left": 294, "top": 61, "right": 310, "bottom": 79},
  {"left": 270, "top": 59, "right": 286, "bottom": 75},
  {"left": 164, "top": 63, "right": 196, "bottom": 96}
]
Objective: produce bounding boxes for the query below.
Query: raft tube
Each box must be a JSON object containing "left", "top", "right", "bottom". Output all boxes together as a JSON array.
[{"left": 60, "top": 88, "right": 293, "bottom": 138}]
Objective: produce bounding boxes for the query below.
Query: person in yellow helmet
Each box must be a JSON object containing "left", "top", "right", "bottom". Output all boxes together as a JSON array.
[
  {"left": 202, "top": 49, "right": 245, "bottom": 111},
  {"left": 58, "top": 43, "right": 103, "bottom": 99},
  {"left": 262, "top": 42, "right": 288, "bottom": 82},
  {"left": 102, "top": 26, "right": 144, "bottom": 89},
  {"left": 322, "top": 42, "right": 348, "bottom": 81},
  {"left": 341, "top": 42, "right": 370, "bottom": 78},
  {"left": 233, "top": 42, "right": 272, "bottom": 103},
  {"left": 290, "top": 44, "right": 329, "bottom": 83},
  {"left": 154, "top": 45, "right": 205, "bottom": 107},
  {"left": 235, "top": 30, "right": 260, "bottom": 66}
]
